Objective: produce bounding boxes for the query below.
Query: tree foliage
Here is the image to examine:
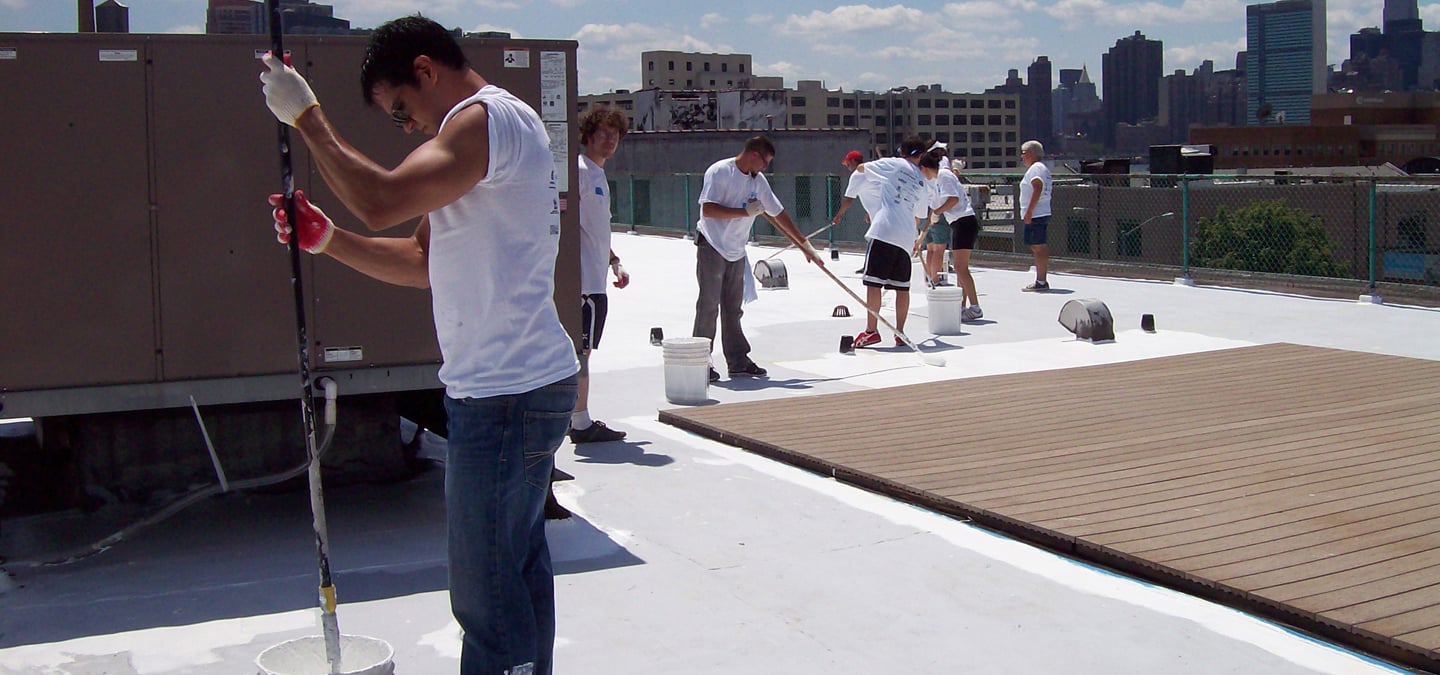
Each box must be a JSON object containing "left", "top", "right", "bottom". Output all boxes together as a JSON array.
[{"left": 1192, "top": 200, "right": 1350, "bottom": 278}]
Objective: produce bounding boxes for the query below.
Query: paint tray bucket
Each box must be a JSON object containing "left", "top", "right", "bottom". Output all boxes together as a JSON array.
[{"left": 256, "top": 635, "right": 395, "bottom": 675}]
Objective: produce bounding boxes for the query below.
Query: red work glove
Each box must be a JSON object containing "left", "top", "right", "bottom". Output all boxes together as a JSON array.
[{"left": 269, "top": 189, "right": 334, "bottom": 254}]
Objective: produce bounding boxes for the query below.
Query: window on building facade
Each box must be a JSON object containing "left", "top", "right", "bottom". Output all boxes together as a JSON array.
[
  {"left": 955, "top": 147, "right": 967, "bottom": 157},
  {"left": 876, "top": 117, "right": 887, "bottom": 127},
  {"left": 918, "top": 115, "right": 931, "bottom": 125},
  {"left": 1004, "top": 100, "right": 1015, "bottom": 109},
  {"left": 722, "top": 63, "right": 728, "bottom": 72},
  {"left": 955, "top": 115, "right": 967, "bottom": 126},
  {"left": 936, "top": 99, "right": 949, "bottom": 108},
  {"left": 894, "top": 115, "right": 904, "bottom": 126},
  {"left": 876, "top": 100, "right": 888, "bottom": 109},
  {"left": 1006, "top": 147, "right": 1017, "bottom": 156},
  {"left": 843, "top": 115, "right": 855, "bottom": 126},
  {"left": 971, "top": 132, "right": 983, "bottom": 142},
  {"left": 792, "top": 114, "right": 806, "bottom": 126},
  {"left": 936, "top": 115, "right": 949, "bottom": 126},
  {"left": 648, "top": 61, "right": 654, "bottom": 71},
  {"left": 989, "top": 100, "right": 1001, "bottom": 109},
  {"left": 875, "top": 133, "right": 887, "bottom": 144},
  {"left": 827, "top": 97, "right": 840, "bottom": 107},
  {"left": 843, "top": 99, "right": 855, "bottom": 109},
  {"left": 989, "top": 132, "right": 1001, "bottom": 142},
  {"left": 989, "top": 147, "right": 1002, "bottom": 156},
  {"left": 828, "top": 114, "right": 840, "bottom": 125},
  {"left": 792, "top": 96, "right": 807, "bottom": 106},
  {"left": 668, "top": 78, "right": 674, "bottom": 86},
  {"left": 739, "top": 64, "right": 745, "bottom": 72},
  {"left": 710, "top": 80, "right": 715, "bottom": 86},
  {"left": 704, "top": 63, "right": 710, "bottom": 71},
  {"left": 668, "top": 60, "right": 674, "bottom": 69},
  {"left": 1006, "top": 131, "right": 1016, "bottom": 142},
  {"left": 989, "top": 115, "right": 1001, "bottom": 125},
  {"left": 1005, "top": 115, "right": 1015, "bottom": 125},
  {"left": 936, "top": 132, "right": 950, "bottom": 142},
  {"left": 686, "top": 80, "right": 692, "bottom": 87},
  {"left": 971, "top": 115, "right": 983, "bottom": 125},
  {"left": 893, "top": 133, "right": 905, "bottom": 144},
  {"left": 686, "top": 61, "right": 692, "bottom": 71},
  {"left": 860, "top": 100, "right": 872, "bottom": 109},
  {"left": 918, "top": 99, "right": 931, "bottom": 108},
  {"left": 970, "top": 99, "right": 984, "bottom": 108},
  {"left": 1006, "top": 160, "right": 1018, "bottom": 168}
]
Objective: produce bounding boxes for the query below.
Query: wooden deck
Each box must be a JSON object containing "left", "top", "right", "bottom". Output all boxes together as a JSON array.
[{"left": 659, "top": 343, "right": 1440, "bottom": 672}]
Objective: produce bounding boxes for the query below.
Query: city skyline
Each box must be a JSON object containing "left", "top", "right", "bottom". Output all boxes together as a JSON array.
[{"left": 2, "top": 0, "right": 1433, "bottom": 95}]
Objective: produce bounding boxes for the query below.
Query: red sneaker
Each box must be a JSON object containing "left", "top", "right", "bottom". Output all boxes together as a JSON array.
[
  {"left": 894, "top": 336, "right": 906, "bottom": 347},
  {"left": 854, "top": 330, "right": 881, "bottom": 348}
]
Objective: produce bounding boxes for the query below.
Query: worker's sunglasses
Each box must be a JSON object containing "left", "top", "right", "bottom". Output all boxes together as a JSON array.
[{"left": 390, "top": 100, "right": 411, "bottom": 128}]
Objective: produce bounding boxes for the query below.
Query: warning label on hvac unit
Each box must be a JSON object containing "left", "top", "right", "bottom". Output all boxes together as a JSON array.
[{"left": 323, "top": 346, "right": 363, "bottom": 363}]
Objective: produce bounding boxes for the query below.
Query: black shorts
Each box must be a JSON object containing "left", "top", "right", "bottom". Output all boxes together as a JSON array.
[
  {"left": 580, "top": 293, "right": 609, "bottom": 350},
  {"left": 861, "top": 239, "right": 912, "bottom": 290},
  {"left": 950, "top": 214, "right": 980, "bottom": 250}
]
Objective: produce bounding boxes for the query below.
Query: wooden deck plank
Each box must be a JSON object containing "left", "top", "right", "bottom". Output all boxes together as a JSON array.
[{"left": 658, "top": 343, "right": 1440, "bottom": 672}]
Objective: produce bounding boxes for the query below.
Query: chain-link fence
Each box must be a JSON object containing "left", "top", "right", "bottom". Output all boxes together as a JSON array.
[{"left": 606, "top": 172, "right": 1440, "bottom": 289}]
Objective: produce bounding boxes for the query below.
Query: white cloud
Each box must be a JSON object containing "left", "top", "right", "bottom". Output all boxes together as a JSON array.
[
  {"left": 746, "top": 13, "right": 776, "bottom": 26},
  {"left": 0, "top": 0, "right": 27, "bottom": 9},
  {"left": 162, "top": 24, "right": 203, "bottom": 34},
  {"left": 775, "top": 4, "right": 929, "bottom": 37},
  {"left": 572, "top": 23, "right": 732, "bottom": 92},
  {"left": 547, "top": 0, "right": 587, "bottom": 7},
  {"left": 700, "top": 13, "right": 728, "bottom": 30},
  {"left": 1046, "top": 0, "right": 1243, "bottom": 28},
  {"left": 1424, "top": 4, "right": 1440, "bottom": 25},
  {"left": 469, "top": 22, "right": 522, "bottom": 37},
  {"left": 1165, "top": 37, "right": 1245, "bottom": 71}
]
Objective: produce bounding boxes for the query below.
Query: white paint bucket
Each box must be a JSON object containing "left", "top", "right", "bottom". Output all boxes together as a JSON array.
[
  {"left": 255, "top": 635, "right": 394, "bottom": 675},
  {"left": 927, "top": 286, "right": 965, "bottom": 335},
  {"left": 662, "top": 337, "right": 711, "bottom": 405}
]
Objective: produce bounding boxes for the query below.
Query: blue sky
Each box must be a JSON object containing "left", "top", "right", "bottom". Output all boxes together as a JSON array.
[{"left": 4, "top": 0, "right": 1437, "bottom": 94}]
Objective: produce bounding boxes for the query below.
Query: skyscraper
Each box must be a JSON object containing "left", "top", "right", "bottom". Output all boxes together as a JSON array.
[
  {"left": 1245, "top": 0, "right": 1326, "bottom": 124},
  {"left": 1027, "top": 56, "right": 1053, "bottom": 147},
  {"left": 1102, "top": 31, "right": 1163, "bottom": 148}
]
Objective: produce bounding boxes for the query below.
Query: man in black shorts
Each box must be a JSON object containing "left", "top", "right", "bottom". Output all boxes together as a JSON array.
[{"left": 852, "top": 138, "right": 932, "bottom": 348}]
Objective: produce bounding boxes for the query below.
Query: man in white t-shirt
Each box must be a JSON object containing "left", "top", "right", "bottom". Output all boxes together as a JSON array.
[
  {"left": 261, "top": 17, "right": 576, "bottom": 674},
  {"left": 920, "top": 153, "right": 983, "bottom": 320},
  {"left": 1020, "top": 139, "right": 1054, "bottom": 292},
  {"left": 570, "top": 104, "right": 630, "bottom": 445},
  {"left": 694, "top": 136, "right": 821, "bottom": 381},
  {"left": 852, "top": 137, "right": 931, "bottom": 348}
]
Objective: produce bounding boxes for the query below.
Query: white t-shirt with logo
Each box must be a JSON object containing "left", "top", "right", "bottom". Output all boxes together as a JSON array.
[
  {"left": 1020, "top": 160, "right": 1053, "bottom": 219},
  {"left": 427, "top": 85, "right": 579, "bottom": 399},
  {"left": 856, "top": 157, "right": 927, "bottom": 250},
  {"left": 577, "top": 153, "right": 612, "bottom": 296},
  {"left": 932, "top": 168, "right": 973, "bottom": 219},
  {"left": 696, "top": 157, "right": 783, "bottom": 262}
]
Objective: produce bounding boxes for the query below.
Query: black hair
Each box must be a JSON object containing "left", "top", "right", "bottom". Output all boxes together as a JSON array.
[
  {"left": 743, "top": 135, "right": 776, "bottom": 157},
  {"left": 898, "top": 136, "right": 928, "bottom": 158},
  {"left": 360, "top": 15, "right": 468, "bottom": 106},
  {"left": 919, "top": 154, "right": 941, "bottom": 170}
]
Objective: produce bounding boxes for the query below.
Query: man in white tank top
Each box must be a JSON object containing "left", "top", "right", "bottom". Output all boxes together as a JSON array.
[{"left": 261, "top": 16, "right": 576, "bottom": 675}]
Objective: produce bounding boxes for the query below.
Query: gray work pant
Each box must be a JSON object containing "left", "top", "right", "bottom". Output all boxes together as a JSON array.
[{"left": 692, "top": 235, "right": 752, "bottom": 370}]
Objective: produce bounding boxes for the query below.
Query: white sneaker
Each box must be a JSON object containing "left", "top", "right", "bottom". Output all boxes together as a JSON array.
[{"left": 961, "top": 306, "right": 983, "bottom": 322}]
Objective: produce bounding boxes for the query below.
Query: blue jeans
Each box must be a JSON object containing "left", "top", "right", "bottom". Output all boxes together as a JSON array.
[{"left": 444, "top": 374, "right": 577, "bottom": 675}]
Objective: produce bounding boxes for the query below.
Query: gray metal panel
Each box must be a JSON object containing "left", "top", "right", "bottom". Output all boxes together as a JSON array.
[
  {"left": 0, "top": 34, "right": 158, "bottom": 390},
  {"left": 149, "top": 35, "right": 302, "bottom": 380},
  {"left": 0, "top": 33, "right": 579, "bottom": 415},
  {"left": 301, "top": 38, "right": 442, "bottom": 371}
]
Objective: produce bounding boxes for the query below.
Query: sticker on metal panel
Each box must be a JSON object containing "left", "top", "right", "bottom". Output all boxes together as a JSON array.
[
  {"left": 0, "top": 48, "right": 16, "bottom": 60},
  {"left": 503, "top": 49, "right": 530, "bottom": 68},
  {"left": 98, "top": 49, "right": 138, "bottom": 62},
  {"left": 322, "top": 346, "right": 363, "bottom": 363}
]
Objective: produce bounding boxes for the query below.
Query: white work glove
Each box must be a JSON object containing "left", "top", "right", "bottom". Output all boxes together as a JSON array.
[
  {"left": 270, "top": 189, "right": 335, "bottom": 254},
  {"left": 744, "top": 199, "right": 765, "bottom": 217},
  {"left": 259, "top": 53, "right": 319, "bottom": 127}
]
